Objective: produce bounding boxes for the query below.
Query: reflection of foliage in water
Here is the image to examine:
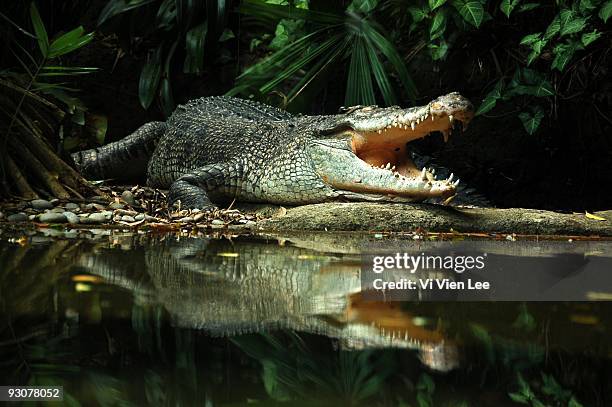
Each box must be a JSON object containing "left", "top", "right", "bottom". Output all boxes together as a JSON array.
[
  {"left": 0, "top": 239, "right": 82, "bottom": 402},
  {"left": 232, "top": 332, "right": 397, "bottom": 404}
]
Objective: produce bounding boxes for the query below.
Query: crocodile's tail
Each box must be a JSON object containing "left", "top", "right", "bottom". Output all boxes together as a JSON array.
[{"left": 71, "top": 121, "right": 166, "bottom": 181}]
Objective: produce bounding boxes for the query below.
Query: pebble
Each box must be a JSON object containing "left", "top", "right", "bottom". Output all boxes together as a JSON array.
[
  {"left": 121, "top": 190, "right": 136, "bottom": 206},
  {"left": 101, "top": 211, "right": 113, "bottom": 219},
  {"left": 85, "top": 203, "right": 105, "bottom": 211},
  {"left": 7, "top": 213, "right": 28, "bottom": 222},
  {"left": 178, "top": 216, "right": 194, "bottom": 223},
  {"left": 39, "top": 212, "right": 68, "bottom": 223},
  {"left": 65, "top": 203, "right": 80, "bottom": 210},
  {"left": 109, "top": 202, "right": 125, "bottom": 210},
  {"left": 211, "top": 219, "right": 224, "bottom": 225},
  {"left": 83, "top": 213, "right": 107, "bottom": 224},
  {"left": 50, "top": 198, "right": 60, "bottom": 204},
  {"left": 31, "top": 199, "right": 54, "bottom": 210},
  {"left": 50, "top": 207, "right": 65, "bottom": 213},
  {"left": 121, "top": 215, "right": 135, "bottom": 222},
  {"left": 29, "top": 215, "right": 36, "bottom": 221},
  {"left": 193, "top": 213, "right": 205, "bottom": 222},
  {"left": 245, "top": 220, "right": 256, "bottom": 226},
  {"left": 63, "top": 212, "right": 79, "bottom": 224},
  {"left": 135, "top": 214, "right": 145, "bottom": 221},
  {"left": 114, "top": 209, "right": 138, "bottom": 216}
]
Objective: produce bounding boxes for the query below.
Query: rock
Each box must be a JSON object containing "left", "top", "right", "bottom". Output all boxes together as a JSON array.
[
  {"left": 39, "top": 212, "right": 68, "bottom": 223},
  {"left": 63, "top": 212, "right": 79, "bottom": 224},
  {"left": 109, "top": 202, "right": 125, "bottom": 210},
  {"left": 7, "top": 213, "right": 28, "bottom": 222},
  {"left": 30, "top": 199, "right": 53, "bottom": 210},
  {"left": 83, "top": 212, "right": 107, "bottom": 224},
  {"left": 50, "top": 207, "right": 65, "bottom": 213},
  {"left": 193, "top": 213, "right": 205, "bottom": 222},
  {"left": 178, "top": 216, "right": 194, "bottom": 223},
  {"left": 114, "top": 209, "right": 138, "bottom": 216},
  {"left": 245, "top": 220, "right": 257, "bottom": 226},
  {"left": 121, "top": 215, "right": 136, "bottom": 222},
  {"left": 101, "top": 211, "right": 114, "bottom": 219},
  {"left": 211, "top": 219, "right": 224, "bottom": 225},
  {"left": 50, "top": 198, "right": 60, "bottom": 204},
  {"left": 29, "top": 215, "right": 36, "bottom": 221},
  {"left": 65, "top": 202, "right": 80, "bottom": 210},
  {"left": 121, "top": 190, "right": 136, "bottom": 206},
  {"left": 85, "top": 203, "right": 105, "bottom": 211},
  {"left": 134, "top": 214, "right": 145, "bottom": 221}
]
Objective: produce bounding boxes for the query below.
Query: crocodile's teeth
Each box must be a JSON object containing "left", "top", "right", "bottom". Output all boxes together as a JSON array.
[
  {"left": 453, "top": 179, "right": 460, "bottom": 187},
  {"left": 431, "top": 115, "right": 435, "bottom": 121},
  {"left": 391, "top": 165, "right": 396, "bottom": 171},
  {"left": 385, "top": 163, "right": 391, "bottom": 170},
  {"left": 411, "top": 122, "right": 416, "bottom": 131},
  {"left": 377, "top": 129, "right": 382, "bottom": 134},
  {"left": 426, "top": 171, "right": 434, "bottom": 182},
  {"left": 448, "top": 173, "right": 454, "bottom": 182},
  {"left": 420, "top": 167, "right": 427, "bottom": 180},
  {"left": 443, "top": 131, "right": 449, "bottom": 143},
  {"left": 449, "top": 114, "right": 454, "bottom": 123}
]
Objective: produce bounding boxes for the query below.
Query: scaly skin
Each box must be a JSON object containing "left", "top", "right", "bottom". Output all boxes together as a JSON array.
[{"left": 72, "top": 93, "right": 474, "bottom": 209}]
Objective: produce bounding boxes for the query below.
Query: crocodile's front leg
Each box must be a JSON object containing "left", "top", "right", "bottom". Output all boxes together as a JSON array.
[{"left": 168, "top": 163, "right": 235, "bottom": 210}]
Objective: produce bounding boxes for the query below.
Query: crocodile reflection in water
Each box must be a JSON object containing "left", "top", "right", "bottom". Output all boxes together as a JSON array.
[{"left": 79, "top": 235, "right": 459, "bottom": 372}]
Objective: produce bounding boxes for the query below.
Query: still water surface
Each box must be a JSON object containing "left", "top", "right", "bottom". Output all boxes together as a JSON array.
[{"left": 1, "top": 230, "right": 611, "bottom": 406}]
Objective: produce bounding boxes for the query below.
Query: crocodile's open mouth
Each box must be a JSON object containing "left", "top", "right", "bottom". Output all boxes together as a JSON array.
[{"left": 312, "top": 93, "right": 474, "bottom": 202}]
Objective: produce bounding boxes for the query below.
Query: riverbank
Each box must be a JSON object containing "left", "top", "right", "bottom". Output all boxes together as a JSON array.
[{"left": 1, "top": 185, "right": 611, "bottom": 237}]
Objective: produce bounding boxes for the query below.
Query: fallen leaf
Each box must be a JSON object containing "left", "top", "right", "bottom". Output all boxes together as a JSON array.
[{"left": 585, "top": 212, "right": 606, "bottom": 221}]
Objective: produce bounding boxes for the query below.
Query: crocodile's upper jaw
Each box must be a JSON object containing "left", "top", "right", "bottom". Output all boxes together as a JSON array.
[{"left": 311, "top": 92, "right": 474, "bottom": 202}]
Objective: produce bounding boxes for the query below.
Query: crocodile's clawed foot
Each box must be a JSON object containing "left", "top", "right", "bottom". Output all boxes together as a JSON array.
[{"left": 168, "top": 178, "right": 217, "bottom": 211}]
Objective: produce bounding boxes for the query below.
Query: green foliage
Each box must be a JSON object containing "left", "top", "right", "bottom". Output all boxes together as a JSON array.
[
  {"left": 230, "top": 0, "right": 416, "bottom": 108},
  {"left": 508, "top": 372, "right": 585, "bottom": 407},
  {"left": 415, "top": 373, "right": 436, "bottom": 407},
  {"left": 98, "top": 0, "right": 229, "bottom": 115},
  {"left": 390, "top": 0, "right": 608, "bottom": 135},
  {"left": 451, "top": 0, "right": 485, "bottom": 27},
  {"left": 1, "top": 2, "right": 102, "bottom": 152}
]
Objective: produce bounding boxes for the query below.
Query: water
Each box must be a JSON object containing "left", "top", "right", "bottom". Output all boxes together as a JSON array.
[{"left": 1, "top": 230, "right": 611, "bottom": 406}]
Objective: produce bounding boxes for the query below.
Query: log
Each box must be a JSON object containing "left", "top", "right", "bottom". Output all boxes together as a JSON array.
[{"left": 255, "top": 202, "right": 612, "bottom": 236}]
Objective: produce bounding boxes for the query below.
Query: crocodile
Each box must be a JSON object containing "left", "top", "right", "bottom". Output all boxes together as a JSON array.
[{"left": 72, "top": 93, "right": 473, "bottom": 210}]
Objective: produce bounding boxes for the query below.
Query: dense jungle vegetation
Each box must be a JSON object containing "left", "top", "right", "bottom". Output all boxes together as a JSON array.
[{"left": 1, "top": 0, "right": 610, "bottom": 210}]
